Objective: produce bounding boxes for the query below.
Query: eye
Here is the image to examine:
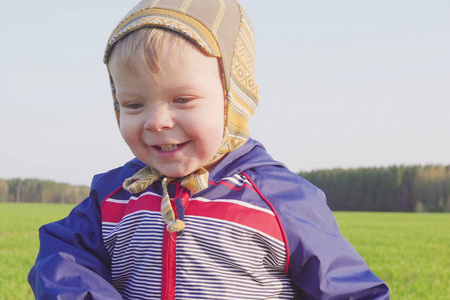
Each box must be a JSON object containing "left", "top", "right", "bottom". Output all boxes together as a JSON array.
[
  {"left": 174, "top": 97, "right": 193, "bottom": 104},
  {"left": 124, "top": 102, "right": 144, "bottom": 110}
]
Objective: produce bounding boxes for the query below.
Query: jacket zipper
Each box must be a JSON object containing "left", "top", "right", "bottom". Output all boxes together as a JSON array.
[{"left": 161, "top": 184, "right": 190, "bottom": 300}]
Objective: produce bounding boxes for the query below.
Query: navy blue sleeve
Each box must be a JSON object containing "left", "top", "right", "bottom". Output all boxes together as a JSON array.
[
  {"left": 28, "top": 159, "right": 144, "bottom": 299},
  {"left": 245, "top": 166, "right": 390, "bottom": 299},
  {"left": 28, "top": 176, "right": 122, "bottom": 299}
]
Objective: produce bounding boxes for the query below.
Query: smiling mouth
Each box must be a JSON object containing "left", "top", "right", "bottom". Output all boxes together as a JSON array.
[{"left": 155, "top": 143, "right": 186, "bottom": 152}]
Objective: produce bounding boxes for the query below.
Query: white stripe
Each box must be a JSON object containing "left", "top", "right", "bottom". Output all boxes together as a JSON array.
[
  {"left": 240, "top": 18, "right": 256, "bottom": 56},
  {"left": 230, "top": 94, "right": 252, "bottom": 120},
  {"left": 220, "top": 174, "right": 251, "bottom": 186},
  {"left": 231, "top": 78, "right": 258, "bottom": 111},
  {"left": 106, "top": 190, "right": 161, "bottom": 203},
  {"left": 225, "top": 127, "right": 248, "bottom": 140}
]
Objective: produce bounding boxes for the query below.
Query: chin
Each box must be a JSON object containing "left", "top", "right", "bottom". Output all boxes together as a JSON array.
[
  {"left": 159, "top": 167, "right": 196, "bottom": 178},
  {"left": 144, "top": 159, "right": 205, "bottom": 178}
]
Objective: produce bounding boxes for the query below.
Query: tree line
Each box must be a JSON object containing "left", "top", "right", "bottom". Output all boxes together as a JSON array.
[
  {"left": 0, "top": 178, "right": 90, "bottom": 204},
  {"left": 1, "top": 164, "right": 450, "bottom": 212},
  {"left": 299, "top": 165, "right": 450, "bottom": 212}
]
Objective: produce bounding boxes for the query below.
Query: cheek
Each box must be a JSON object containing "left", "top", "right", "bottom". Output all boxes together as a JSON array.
[
  {"left": 187, "top": 110, "right": 223, "bottom": 151},
  {"left": 118, "top": 117, "right": 139, "bottom": 145},
  {"left": 203, "top": 109, "right": 225, "bottom": 148}
]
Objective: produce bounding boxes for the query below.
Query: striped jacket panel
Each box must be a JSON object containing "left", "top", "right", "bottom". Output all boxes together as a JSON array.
[{"left": 101, "top": 173, "right": 298, "bottom": 299}]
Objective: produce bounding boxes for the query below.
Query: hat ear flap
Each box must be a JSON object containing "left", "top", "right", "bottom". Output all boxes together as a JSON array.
[{"left": 220, "top": 6, "right": 259, "bottom": 151}]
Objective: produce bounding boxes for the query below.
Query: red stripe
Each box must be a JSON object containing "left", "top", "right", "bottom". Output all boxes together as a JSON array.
[
  {"left": 241, "top": 172, "right": 290, "bottom": 274},
  {"left": 186, "top": 198, "right": 283, "bottom": 242},
  {"left": 101, "top": 193, "right": 161, "bottom": 223}
]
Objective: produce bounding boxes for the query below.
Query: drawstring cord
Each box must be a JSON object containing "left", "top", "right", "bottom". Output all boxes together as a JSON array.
[{"left": 123, "top": 166, "right": 209, "bottom": 233}]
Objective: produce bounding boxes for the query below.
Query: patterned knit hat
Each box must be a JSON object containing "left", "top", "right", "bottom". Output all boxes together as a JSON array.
[{"left": 104, "top": 0, "right": 259, "bottom": 164}]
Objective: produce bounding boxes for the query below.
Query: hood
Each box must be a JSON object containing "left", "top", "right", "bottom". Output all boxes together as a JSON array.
[{"left": 104, "top": 0, "right": 259, "bottom": 163}]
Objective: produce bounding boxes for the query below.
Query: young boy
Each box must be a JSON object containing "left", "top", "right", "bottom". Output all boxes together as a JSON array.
[{"left": 29, "top": 0, "right": 390, "bottom": 299}]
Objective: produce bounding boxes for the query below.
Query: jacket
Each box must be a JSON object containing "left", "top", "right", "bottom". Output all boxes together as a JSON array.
[{"left": 29, "top": 139, "right": 389, "bottom": 299}]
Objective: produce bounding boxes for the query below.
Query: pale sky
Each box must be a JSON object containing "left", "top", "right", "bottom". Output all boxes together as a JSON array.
[{"left": 1, "top": 0, "right": 449, "bottom": 186}]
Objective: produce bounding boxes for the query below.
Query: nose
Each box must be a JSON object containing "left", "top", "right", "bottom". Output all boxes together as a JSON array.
[{"left": 143, "top": 106, "right": 174, "bottom": 131}]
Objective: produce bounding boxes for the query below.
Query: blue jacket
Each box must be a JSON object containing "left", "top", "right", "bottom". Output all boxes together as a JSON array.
[{"left": 29, "top": 139, "right": 389, "bottom": 299}]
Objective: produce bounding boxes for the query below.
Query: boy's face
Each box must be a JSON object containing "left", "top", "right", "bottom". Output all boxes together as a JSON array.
[{"left": 110, "top": 45, "right": 225, "bottom": 178}]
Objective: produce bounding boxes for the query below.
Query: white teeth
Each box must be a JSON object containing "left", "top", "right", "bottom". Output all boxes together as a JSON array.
[{"left": 158, "top": 144, "right": 179, "bottom": 152}]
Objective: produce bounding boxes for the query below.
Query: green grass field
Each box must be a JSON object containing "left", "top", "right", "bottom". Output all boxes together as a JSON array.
[
  {"left": 0, "top": 203, "right": 448, "bottom": 299},
  {"left": 0, "top": 203, "right": 75, "bottom": 300},
  {"left": 335, "top": 212, "right": 449, "bottom": 299}
]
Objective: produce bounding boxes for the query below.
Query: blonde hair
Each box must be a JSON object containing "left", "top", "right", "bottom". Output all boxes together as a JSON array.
[{"left": 108, "top": 27, "right": 198, "bottom": 78}]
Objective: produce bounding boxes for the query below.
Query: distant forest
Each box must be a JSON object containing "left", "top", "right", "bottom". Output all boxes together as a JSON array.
[
  {"left": 0, "top": 179, "right": 90, "bottom": 204},
  {"left": 1, "top": 165, "right": 449, "bottom": 212},
  {"left": 300, "top": 165, "right": 450, "bottom": 212}
]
